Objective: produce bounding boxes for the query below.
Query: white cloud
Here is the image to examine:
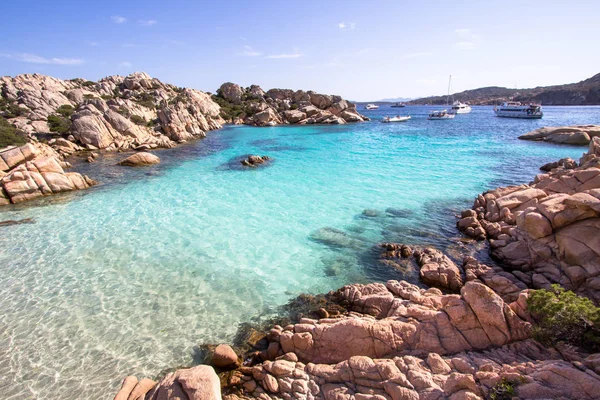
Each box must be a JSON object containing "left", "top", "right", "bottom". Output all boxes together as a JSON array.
[
  {"left": 455, "top": 28, "right": 472, "bottom": 39},
  {"left": 240, "top": 45, "right": 261, "bottom": 57},
  {"left": 455, "top": 42, "right": 475, "bottom": 50},
  {"left": 2, "top": 53, "right": 84, "bottom": 65},
  {"left": 87, "top": 41, "right": 99, "bottom": 46},
  {"left": 338, "top": 22, "right": 356, "bottom": 30},
  {"left": 404, "top": 52, "right": 433, "bottom": 59},
  {"left": 266, "top": 52, "right": 303, "bottom": 59},
  {"left": 111, "top": 15, "right": 127, "bottom": 24},
  {"left": 119, "top": 61, "right": 132, "bottom": 68},
  {"left": 138, "top": 19, "right": 157, "bottom": 27}
]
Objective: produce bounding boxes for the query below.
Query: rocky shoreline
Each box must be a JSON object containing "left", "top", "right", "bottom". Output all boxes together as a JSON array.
[
  {"left": 110, "top": 140, "right": 600, "bottom": 399},
  {"left": 0, "top": 72, "right": 367, "bottom": 206}
]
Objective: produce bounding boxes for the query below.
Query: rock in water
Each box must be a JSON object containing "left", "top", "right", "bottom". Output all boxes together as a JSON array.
[
  {"left": 146, "top": 365, "right": 221, "bottom": 400},
  {"left": 518, "top": 125, "right": 600, "bottom": 145},
  {"left": 211, "top": 344, "right": 238, "bottom": 368},
  {"left": 118, "top": 152, "right": 160, "bottom": 166},
  {"left": 240, "top": 155, "right": 270, "bottom": 167}
]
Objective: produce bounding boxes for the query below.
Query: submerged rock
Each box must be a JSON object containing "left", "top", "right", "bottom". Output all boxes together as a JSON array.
[
  {"left": 0, "top": 217, "right": 35, "bottom": 227},
  {"left": 309, "top": 227, "right": 366, "bottom": 249},
  {"left": 118, "top": 152, "right": 161, "bottom": 166}
]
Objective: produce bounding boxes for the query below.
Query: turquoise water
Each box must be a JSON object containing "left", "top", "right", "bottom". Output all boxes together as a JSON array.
[{"left": 0, "top": 106, "right": 596, "bottom": 399}]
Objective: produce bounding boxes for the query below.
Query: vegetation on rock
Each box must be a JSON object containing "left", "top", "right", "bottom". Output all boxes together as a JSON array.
[
  {"left": 0, "top": 116, "right": 27, "bottom": 148},
  {"left": 56, "top": 104, "right": 74, "bottom": 118},
  {"left": 0, "top": 98, "right": 28, "bottom": 118},
  {"left": 212, "top": 94, "right": 246, "bottom": 121},
  {"left": 47, "top": 114, "right": 71, "bottom": 135},
  {"left": 528, "top": 284, "right": 600, "bottom": 351},
  {"left": 488, "top": 378, "right": 519, "bottom": 400},
  {"left": 129, "top": 115, "right": 146, "bottom": 125}
]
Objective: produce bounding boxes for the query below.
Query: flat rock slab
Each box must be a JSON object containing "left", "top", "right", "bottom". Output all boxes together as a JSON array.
[{"left": 519, "top": 125, "right": 600, "bottom": 145}]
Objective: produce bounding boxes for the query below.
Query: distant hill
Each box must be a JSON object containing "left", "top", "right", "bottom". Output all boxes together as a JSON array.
[
  {"left": 378, "top": 97, "right": 413, "bottom": 103},
  {"left": 408, "top": 73, "right": 600, "bottom": 105}
]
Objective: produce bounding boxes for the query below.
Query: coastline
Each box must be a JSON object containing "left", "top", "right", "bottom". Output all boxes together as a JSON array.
[{"left": 113, "top": 138, "right": 600, "bottom": 399}]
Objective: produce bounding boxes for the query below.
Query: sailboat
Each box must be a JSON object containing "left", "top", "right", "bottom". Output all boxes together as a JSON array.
[{"left": 428, "top": 76, "right": 456, "bottom": 120}]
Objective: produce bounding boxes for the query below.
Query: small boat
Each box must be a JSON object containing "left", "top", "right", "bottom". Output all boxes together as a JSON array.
[
  {"left": 390, "top": 102, "right": 406, "bottom": 108},
  {"left": 382, "top": 115, "right": 411, "bottom": 123},
  {"left": 494, "top": 102, "right": 543, "bottom": 119},
  {"left": 450, "top": 100, "right": 471, "bottom": 114},
  {"left": 428, "top": 110, "right": 455, "bottom": 120},
  {"left": 365, "top": 104, "right": 379, "bottom": 110}
]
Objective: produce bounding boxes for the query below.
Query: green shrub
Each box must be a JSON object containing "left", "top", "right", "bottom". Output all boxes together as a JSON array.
[
  {"left": 56, "top": 104, "right": 74, "bottom": 118},
  {"left": 134, "top": 92, "right": 155, "bottom": 109},
  {"left": 82, "top": 80, "right": 96, "bottom": 88},
  {"left": 489, "top": 378, "right": 518, "bottom": 400},
  {"left": 83, "top": 94, "right": 96, "bottom": 100},
  {"left": 211, "top": 94, "right": 246, "bottom": 121},
  {"left": 146, "top": 119, "right": 157, "bottom": 127},
  {"left": 117, "top": 106, "right": 131, "bottom": 118},
  {"left": 129, "top": 115, "right": 146, "bottom": 125},
  {"left": 290, "top": 103, "right": 299, "bottom": 110},
  {"left": 527, "top": 284, "right": 600, "bottom": 351},
  {"left": 0, "top": 98, "right": 28, "bottom": 118},
  {"left": 47, "top": 114, "right": 71, "bottom": 135},
  {"left": 0, "top": 116, "right": 27, "bottom": 148},
  {"left": 101, "top": 95, "right": 114, "bottom": 101}
]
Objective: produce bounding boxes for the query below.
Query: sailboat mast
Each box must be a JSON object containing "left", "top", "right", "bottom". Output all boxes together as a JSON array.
[{"left": 447, "top": 75, "right": 452, "bottom": 105}]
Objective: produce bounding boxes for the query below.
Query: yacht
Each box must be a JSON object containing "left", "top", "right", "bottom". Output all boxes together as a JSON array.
[
  {"left": 428, "top": 110, "right": 455, "bottom": 120},
  {"left": 450, "top": 101, "right": 472, "bottom": 114},
  {"left": 365, "top": 104, "right": 379, "bottom": 110},
  {"left": 390, "top": 102, "right": 406, "bottom": 108},
  {"left": 382, "top": 115, "right": 411, "bottom": 123},
  {"left": 494, "top": 102, "right": 543, "bottom": 119}
]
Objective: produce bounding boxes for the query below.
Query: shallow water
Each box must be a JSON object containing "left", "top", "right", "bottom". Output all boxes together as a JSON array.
[{"left": 0, "top": 105, "right": 596, "bottom": 399}]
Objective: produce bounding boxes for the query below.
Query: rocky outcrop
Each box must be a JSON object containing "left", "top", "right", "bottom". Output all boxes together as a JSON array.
[
  {"left": 113, "top": 366, "right": 221, "bottom": 400},
  {"left": 118, "top": 152, "right": 160, "bottom": 166},
  {"left": 0, "top": 143, "right": 96, "bottom": 204},
  {"left": 519, "top": 125, "right": 600, "bottom": 145},
  {"left": 1, "top": 72, "right": 224, "bottom": 155},
  {"left": 215, "top": 83, "right": 368, "bottom": 126},
  {"left": 241, "top": 155, "right": 271, "bottom": 167},
  {"left": 457, "top": 137, "right": 600, "bottom": 303}
]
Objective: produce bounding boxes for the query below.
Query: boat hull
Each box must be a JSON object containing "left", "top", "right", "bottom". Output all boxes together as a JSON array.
[{"left": 494, "top": 113, "right": 543, "bottom": 119}]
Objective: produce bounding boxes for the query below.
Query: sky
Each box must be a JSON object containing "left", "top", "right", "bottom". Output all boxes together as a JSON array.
[{"left": 1, "top": 0, "right": 599, "bottom": 101}]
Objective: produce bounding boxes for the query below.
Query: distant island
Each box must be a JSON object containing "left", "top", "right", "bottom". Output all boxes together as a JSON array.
[{"left": 408, "top": 72, "right": 600, "bottom": 105}]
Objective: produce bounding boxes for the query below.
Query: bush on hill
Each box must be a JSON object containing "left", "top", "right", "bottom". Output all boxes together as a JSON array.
[
  {"left": 0, "top": 98, "right": 28, "bottom": 118},
  {"left": 527, "top": 284, "right": 600, "bottom": 351},
  {"left": 47, "top": 114, "right": 71, "bottom": 135},
  {"left": 129, "top": 115, "right": 146, "bottom": 125},
  {"left": 211, "top": 95, "right": 246, "bottom": 121},
  {"left": 0, "top": 117, "right": 27, "bottom": 148},
  {"left": 56, "top": 104, "right": 74, "bottom": 118}
]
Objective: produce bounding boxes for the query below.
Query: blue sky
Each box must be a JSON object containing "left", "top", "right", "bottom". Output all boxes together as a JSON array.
[{"left": 1, "top": 0, "right": 599, "bottom": 101}]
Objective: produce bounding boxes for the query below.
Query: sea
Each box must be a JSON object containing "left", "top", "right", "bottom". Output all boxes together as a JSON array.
[{"left": 0, "top": 105, "right": 597, "bottom": 399}]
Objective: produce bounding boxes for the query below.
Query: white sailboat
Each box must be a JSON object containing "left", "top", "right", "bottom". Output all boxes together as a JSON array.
[
  {"left": 447, "top": 75, "right": 471, "bottom": 114},
  {"left": 428, "top": 76, "right": 458, "bottom": 120}
]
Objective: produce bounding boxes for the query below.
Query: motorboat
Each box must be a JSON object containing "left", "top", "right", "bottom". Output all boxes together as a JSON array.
[
  {"left": 365, "top": 104, "right": 379, "bottom": 110},
  {"left": 390, "top": 102, "right": 406, "bottom": 108},
  {"left": 382, "top": 115, "right": 411, "bottom": 123},
  {"left": 449, "top": 100, "right": 471, "bottom": 114},
  {"left": 428, "top": 110, "right": 455, "bottom": 120},
  {"left": 494, "top": 102, "right": 543, "bottom": 119}
]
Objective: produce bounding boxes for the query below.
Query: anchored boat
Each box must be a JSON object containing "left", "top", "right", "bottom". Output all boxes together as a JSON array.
[
  {"left": 494, "top": 102, "right": 543, "bottom": 119},
  {"left": 450, "top": 100, "right": 472, "bottom": 114},
  {"left": 382, "top": 115, "right": 411, "bottom": 123},
  {"left": 365, "top": 104, "right": 379, "bottom": 110},
  {"left": 390, "top": 102, "right": 406, "bottom": 108},
  {"left": 428, "top": 110, "right": 455, "bottom": 120}
]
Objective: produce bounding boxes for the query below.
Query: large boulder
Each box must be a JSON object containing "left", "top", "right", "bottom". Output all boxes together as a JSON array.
[
  {"left": 146, "top": 365, "right": 221, "bottom": 400},
  {"left": 211, "top": 344, "right": 238, "bottom": 368},
  {"left": 218, "top": 82, "right": 244, "bottom": 104},
  {"left": 118, "top": 152, "right": 160, "bottom": 166},
  {"left": 519, "top": 125, "right": 600, "bottom": 145}
]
